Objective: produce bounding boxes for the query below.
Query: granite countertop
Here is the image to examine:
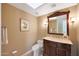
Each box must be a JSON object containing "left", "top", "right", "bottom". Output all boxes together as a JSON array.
[{"left": 43, "top": 37, "right": 72, "bottom": 45}]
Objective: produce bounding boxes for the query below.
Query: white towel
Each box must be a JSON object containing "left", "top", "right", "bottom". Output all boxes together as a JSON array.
[{"left": 2, "top": 26, "right": 8, "bottom": 44}]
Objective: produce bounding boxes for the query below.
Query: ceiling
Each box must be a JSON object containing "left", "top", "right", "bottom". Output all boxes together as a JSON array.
[
  {"left": 9, "top": 3, "right": 77, "bottom": 17},
  {"left": 26, "top": 3, "right": 44, "bottom": 9}
]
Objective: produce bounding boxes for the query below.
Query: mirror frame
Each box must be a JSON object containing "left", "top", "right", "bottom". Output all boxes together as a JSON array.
[{"left": 47, "top": 11, "right": 70, "bottom": 35}]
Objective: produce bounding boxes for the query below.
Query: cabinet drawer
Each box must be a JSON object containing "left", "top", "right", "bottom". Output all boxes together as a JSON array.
[
  {"left": 44, "top": 39, "right": 57, "bottom": 47},
  {"left": 57, "top": 43, "right": 71, "bottom": 49}
]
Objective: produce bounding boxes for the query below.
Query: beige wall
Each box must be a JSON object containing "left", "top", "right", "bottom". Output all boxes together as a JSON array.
[
  {"left": 37, "top": 4, "right": 79, "bottom": 56},
  {"left": 0, "top": 3, "right": 1, "bottom": 56},
  {"left": 1, "top": 4, "right": 38, "bottom": 56},
  {"left": 76, "top": 4, "right": 79, "bottom": 55},
  {"left": 2, "top": 3, "right": 79, "bottom": 56}
]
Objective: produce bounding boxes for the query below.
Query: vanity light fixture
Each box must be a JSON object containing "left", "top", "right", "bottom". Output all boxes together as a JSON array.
[
  {"left": 44, "top": 21, "right": 48, "bottom": 26},
  {"left": 70, "top": 17, "right": 76, "bottom": 23}
]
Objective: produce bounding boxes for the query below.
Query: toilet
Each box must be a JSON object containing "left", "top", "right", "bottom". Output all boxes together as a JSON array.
[{"left": 32, "top": 40, "right": 43, "bottom": 56}]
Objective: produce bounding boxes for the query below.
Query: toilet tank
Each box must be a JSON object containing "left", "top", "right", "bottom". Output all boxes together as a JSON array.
[{"left": 37, "top": 40, "right": 43, "bottom": 47}]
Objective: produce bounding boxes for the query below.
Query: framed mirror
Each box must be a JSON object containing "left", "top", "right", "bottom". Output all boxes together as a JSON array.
[{"left": 48, "top": 11, "right": 70, "bottom": 35}]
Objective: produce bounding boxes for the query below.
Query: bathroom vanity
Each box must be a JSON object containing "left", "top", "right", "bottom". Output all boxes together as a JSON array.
[
  {"left": 43, "top": 11, "right": 72, "bottom": 56},
  {"left": 43, "top": 37, "right": 72, "bottom": 56}
]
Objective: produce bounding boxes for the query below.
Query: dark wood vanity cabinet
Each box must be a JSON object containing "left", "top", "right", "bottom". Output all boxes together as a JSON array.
[{"left": 43, "top": 39, "right": 71, "bottom": 56}]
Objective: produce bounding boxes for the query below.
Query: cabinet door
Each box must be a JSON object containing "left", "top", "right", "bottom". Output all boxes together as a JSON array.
[
  {"left": 43, "top": 40, "right": 49, "bottom": 56},
  {"left": 57, "top": 43, "right": 71, "bottom": 56},
  {"left": 65, "top": 48, "right": 71, "bottom": 56},
  {"left": 43, "top": 44, "right": 57, "bottom": 56},
  {"left": 43, "top": 40, "right": 57, "bottom": 56},
  {"left": 57, "top": 48, "right": 66, "bottom": 56},
  {"left": 49, "top": 45, "right": 57, "bottom": 56},
  {"left": 43, "top": 42, "right": 49, "bottom": 56}
]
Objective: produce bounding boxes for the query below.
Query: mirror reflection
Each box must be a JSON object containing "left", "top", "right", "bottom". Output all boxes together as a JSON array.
[
  {"left": 49, "top": 15, "right": 67, "bottom": 35},
  {"left": 48, "top": 11, "right": 69, "bottom": 35}
]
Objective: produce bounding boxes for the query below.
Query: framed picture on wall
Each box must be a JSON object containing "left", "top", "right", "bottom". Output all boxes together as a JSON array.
[{"left": 20, "top": 19, "right": 29, "bottom": 32}]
